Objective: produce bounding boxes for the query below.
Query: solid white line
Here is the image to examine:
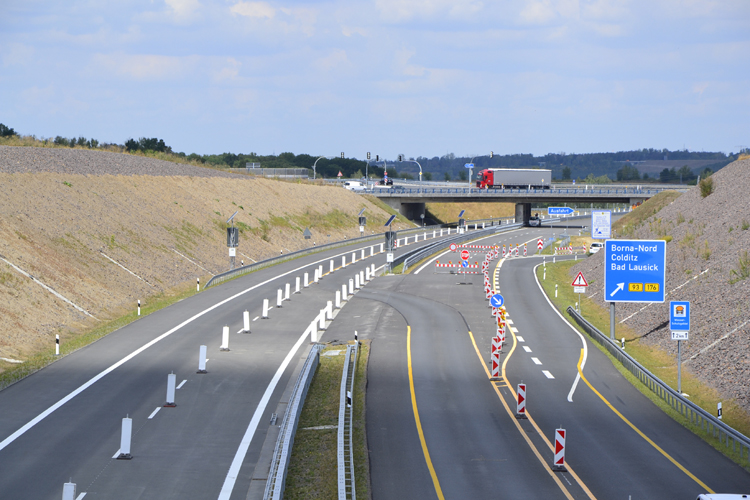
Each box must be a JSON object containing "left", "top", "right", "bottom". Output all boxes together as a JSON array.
[
  {"left": 516, "top": 336, "right": 525, "bottom": 342},
  {"left": 217, "top": 326, "right": 312, "bottom": 500},
  {"left": 253, "top": 316, "right": 259, "bottom": 321},
  {"left": 543, "top": 370, "right": 555, "bottom": 379},
  {"left": 112, "top": 449, "right": 120, "bottom": 459},
  {"left": 148, "top": 407, "right": 161, "bottom": 420},
  {"left": 176, "top": 380, "right": 187, "bottom": 390},
  {"left": 414, "top": 248, "right": 452, "bottom": 274},
  {"left": 531, "top": 357, "right": 542, "bottom": 365},
  {"left": 523, "top": 346, "right": 532, "bottom": 353},
  {"left": 532, "top": 263, "right": 589, "bottom": 403},
  {"left": 0, "top": 251, "right": 353, "bottom": 454},
  {"left": 75, "top": 493, "right": 87, "bottom": 500}
]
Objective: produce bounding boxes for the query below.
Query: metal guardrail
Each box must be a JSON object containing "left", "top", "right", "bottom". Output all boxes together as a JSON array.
[
  {"left": 338, "top": 343, "right": 359, "bottom": 500},
  {"left": 362, "top": 186, "right": 683, "bottom": 196},
  {"left": 203, "top": 224, "right": 444, "bottom": 289},
  {"left": 567, "top": 307, "right": 750, "bottom": 461},
  {"left": 263, "top": 344, "right": 324, "bottom": 500}
]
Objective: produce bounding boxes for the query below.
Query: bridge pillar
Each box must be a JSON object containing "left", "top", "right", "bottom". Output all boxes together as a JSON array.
[
  {"left": 383, "top": 199, "right": 426, "bottom": 221},
  {"left": 515, "top": 203, "right": 531, "bottom": 226}
]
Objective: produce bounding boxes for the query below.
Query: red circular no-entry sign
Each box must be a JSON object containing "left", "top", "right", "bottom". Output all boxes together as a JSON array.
[{"left": 460, "top": 249, "right": 470, "bottom": 260}]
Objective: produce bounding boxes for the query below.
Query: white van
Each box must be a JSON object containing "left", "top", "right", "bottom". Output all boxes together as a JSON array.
[{"left": 343, "top": 180, "right": 365, "bottom": 192}]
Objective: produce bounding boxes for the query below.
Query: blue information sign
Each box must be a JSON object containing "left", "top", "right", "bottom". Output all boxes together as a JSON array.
[
  {"left": 604, "top": 239, "right": 666, "bottom": 303},
  {"left": 548, "top": 207, "right": 574, "bottom": 215},
  {"left": 464, "top": 163, "right": 474, "bottom": 169},
  {"left": 461, "top": 260, "right": 468, "bottom": 268},
  {"left": 490, "top": 294, "right": 504, "bottom": 308},
  {"left": 670, "top": 301, "right": 690, "bottom": 331}
]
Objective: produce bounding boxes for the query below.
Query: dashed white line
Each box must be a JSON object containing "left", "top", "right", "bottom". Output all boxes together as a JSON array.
[
  {"left": 176, "top": 380, "right": 187, "bottom": 390},
  {"left": 523, "top": 346, "right": 532, "bottom": 353},
  {"left": 506, "top": 319, "right": 514, "bottom": 325},
  {"left": 543, "top": 370, "right": 555, "bottom": 379},
  {"left": 531, "top": 357, "right": 542, "bottom": 365},
  {"left": 148, "top": 407, "right": 161, "bottom": 420},
  {"left": 510, "top": 327, "right": 518, "bottom": 333},
  {"left": 516, "top": 336, "right": 525, "bottom": 342}
]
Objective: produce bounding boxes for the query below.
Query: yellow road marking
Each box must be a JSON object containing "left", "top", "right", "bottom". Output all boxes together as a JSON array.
[
  {"left": 407, "top": 326, "right": 446, "bottom": 500},
  {"left": 467, "top": 329, "right": 576, "bottom": 500},
  {"left": 574, "top": 349, "right": 715, "bottom": 493}
]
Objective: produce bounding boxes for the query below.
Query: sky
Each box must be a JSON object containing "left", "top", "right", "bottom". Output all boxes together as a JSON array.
[{"left": 1, "top": 0, "right": 749, "bottom": 159}]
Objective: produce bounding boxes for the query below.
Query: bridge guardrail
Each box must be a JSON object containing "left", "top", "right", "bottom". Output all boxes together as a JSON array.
[
  {"left": 263, "top": 344, "right": 324, "bottom": 500},
  {"left": 361, "top": 186, "right": 684, "bottom": 196},
  {"left": 566, "top": 307, "right": 750, "bottom": 462}
]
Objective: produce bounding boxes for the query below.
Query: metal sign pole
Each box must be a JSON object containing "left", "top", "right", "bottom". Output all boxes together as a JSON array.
[
  {"left": 610, "top": 302, "right": 615, "bottom": 340},
  {"left": 677, "top": 340, "right": 682, "bottom": 394}
]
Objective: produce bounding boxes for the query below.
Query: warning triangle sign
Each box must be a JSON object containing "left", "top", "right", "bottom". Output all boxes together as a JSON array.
[{"left": 571, "top": 272, "right": 588, "bottom": 287}]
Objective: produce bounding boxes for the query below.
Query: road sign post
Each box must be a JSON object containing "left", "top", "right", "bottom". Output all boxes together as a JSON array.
[
  {"left": 605, "top": 239, "right": 666, "bottom": 339},
  {"left": 571, "top": 272, "right": 588, "bottom": 315},
  {"left": 670, "top": 301, "right": 690, "bottom": 393}
]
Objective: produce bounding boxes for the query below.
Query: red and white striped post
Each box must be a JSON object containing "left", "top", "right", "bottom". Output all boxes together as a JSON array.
[
  {"left": 537, "top": 238, "right": 543, "bottom": 251},
  {"left": 516, "top": 383, "right": 527, "bottom": 419},
  {"left": 553, "top": 428, "right": 567, "bottom": 471},
  {"left": 491, "top": 338, "right": 501, "bottom": 379},
  {"left": 502, "top": 245, "right": 506, "bottom": 257},
  {"left": 523, "top": 244, "right": 527, "bottom": 257}
]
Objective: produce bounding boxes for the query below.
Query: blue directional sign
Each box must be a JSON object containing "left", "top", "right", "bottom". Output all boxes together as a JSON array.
[
  {"left": 490, "top": 294, "right": 504, "bottom": 308},
  {"left": 670, "top": 301, "right": 690, "bottom": 331},
  {"left": 604, "top": 239, "right": 666, "bottom": 303},
  {"left": 548, "top": 207, "right": 574, "bottom": 215},
  {"left": 464, "top": 163, "right": 474, "bottom": 169},
  {"left": 461, "top": 260, "right": 468, "bottom": 268}
]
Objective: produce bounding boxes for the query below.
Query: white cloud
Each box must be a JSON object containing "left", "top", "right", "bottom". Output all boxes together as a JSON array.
[
  {"left": 91, "top": 53, "right": 199, "bottom": 81},
  {"left": 2, "top": 43, "right": 35, "bottom": 67},
  {"left": 375, "top": 0, "right": 484, "bottom": 22},
  {"left": 230, "top": 1, "right": 276, "bottom": 19},
  {"left": 317, "top": 49, "right": 350, "bottom": 71},
  {"left": 518, "top": 0, "right": 560, "bottom": 25},
  {"left": 165, "top": 0, "right": 201, "bottom": 19},
  {"left": 213, "top": 57, "right": 242, "bottom": 82}
]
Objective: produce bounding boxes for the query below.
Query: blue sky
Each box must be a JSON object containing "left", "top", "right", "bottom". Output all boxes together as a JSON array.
[{"left": 2, "top": 0, "right": 748, "bottom": 159}]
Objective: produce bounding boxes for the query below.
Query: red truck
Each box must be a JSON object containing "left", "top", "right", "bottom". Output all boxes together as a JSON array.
[{"left": 475, "top": 168, "right": 551, "bottom": 189}]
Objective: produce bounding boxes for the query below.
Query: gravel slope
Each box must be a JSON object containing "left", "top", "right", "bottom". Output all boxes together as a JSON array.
[
  {"left": 571, "top": 158, "right": 750, "bottom": 412},
  {"left": 0, "top": 146, "right": 405, "bottom": 363}
]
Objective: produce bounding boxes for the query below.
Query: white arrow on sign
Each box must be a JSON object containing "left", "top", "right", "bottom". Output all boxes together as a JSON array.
[{"left": 609, "top": 283, "right": 625, "bottom": 297}]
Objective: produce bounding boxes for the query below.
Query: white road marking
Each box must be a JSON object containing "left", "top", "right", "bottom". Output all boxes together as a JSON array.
[
  {"left": 253, "top": 316, "right": 259, "bottom": 321},
  {"left": 532, "top": 263, "right": 588, "bottom": 402},
  {"left": 506, "top": 319, "right": 514, "bottom": 325},
  {"left": 516, "top": 336, "right": 525, "bottom": 342},
  {"left": 176, "top": 380, "right": 187, "bottom": 390},
  {"left": 75, "top": 493, "right": 87, "bottom": 500},
  {"left": 531, "top": 357, "right": 542, "bottom": 365},
  {"left": 236, "top": 329, "right": 244, "bottom": 334},
  {"left": 523, "top": 346, "right": 532, "bottom": 353},
  {"left": 148, "top": 407, "right": 161, "bottom": 420},
  {"left": 510, "top": 327, "right": 518, "bottom": 333},
  {"left": 112, "top": 449, "right": 120, "bottom": 459},
  {"left": 543, "top": 370, "right": 555, "bottom": 379},
  {"left": 217, "top": 326, "right": 313, "bottom": 500},
  {"left": 0, "top": 251, "right": 354, "bottom": 454}
]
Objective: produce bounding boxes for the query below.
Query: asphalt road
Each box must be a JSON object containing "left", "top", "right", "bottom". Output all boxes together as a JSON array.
[
  {"left": 347, "top": 224, "right": 750, "bottom": 499},
  {"left": 0, "top": 228, "right": 465, "bottom": 499}
]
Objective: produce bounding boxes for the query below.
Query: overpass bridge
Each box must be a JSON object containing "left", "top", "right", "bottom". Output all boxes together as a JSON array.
[{"left": 363, "top": 184, "right": 689, "bottom": 224}]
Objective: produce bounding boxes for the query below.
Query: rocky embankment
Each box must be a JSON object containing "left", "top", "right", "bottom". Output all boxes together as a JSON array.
[
  {"left": 571, "top": 158, "right": 750, "bottom": 412},
  {"left": 0, "top": 146, "right": 404, "bottom": 362}
]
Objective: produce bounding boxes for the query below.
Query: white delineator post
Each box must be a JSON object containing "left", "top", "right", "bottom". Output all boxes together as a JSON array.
[
  {"left": 352, "top": 252, "right": 356, "bottom": 263},
  {"left": 342, "top": 256, "right": 346, "bottom": 268},
  {"left": 55, "top": 334, "right": 60, "bottom": 356},
  {"left": 276, "top": 289, "right": 283, "bottom": 307},
  {"left": 197, "top": 345, "right": 208, "bottom": 373},
  {"left": 380, "top": 243, "right": 384, "bottom": 253},
  {"left": 370, "top": 246, "right": 374, "bottom": 257},
  {"left": 62, "top": 482, "right": 76, "bottom": 500},
  {"left": 366, "top": 267, "right": 371, "bottom": 281},
  {"left": 318, "top": 264, "right": 323, "bottom": 279},
  {"left": 361, "top": 249, "right": 365, "bottom": 260},
  {"left": 165, "top": 373, "right": 177, "bottom": 407},
  {"left": 553, "top": 429, "right": 567, "bottom": 471},
  {"left": 243, "top": 310, "right": 250, "bottom": 333},
  {"left": 304, "top": 272, "right": 309, "bottom": 288},
  {"left": 355, "top": 273, "right": 361, "bottom": 290},
  {"left": 330, "top": 260, "right": 334, "bottom": 273},
  {"left": 348, "top": 278, "right": 354, "bottom": 295},
  {"left": 262, "top": 299, "right": 270, "bottom": 319},
  {"left": 197, "top": 277, "right": 200, "bottom": 292},
  {"left": 295, "top": 276, "right": 301, "bottom": 294},
  {"left": 138, "top": 299, "right": 141, "bottom": 316},
  {"left": 371, "top": 263, "right": 375, "bottom": 277},
  {"left": 220, "top": 325, "right": 230, "bottom": 351},
  {"left": 314, "top": 268, "right": 319, "bottom": 284},
  {"left": 516, "top": 383, "right": 526, "bottom": 419},
  {"left": 326, "top": 301, "right": 333, "bottom": 320},
  {"left": 117, "top": 417, "right": 133, "bottom": 459},
  {"left": 310, "top": 320, "right": 318, "bottom": 343},
  {"left": 318, "top": 309, "right": 326, "bottom": 331},
  {"left": 341, "top": 284, "right": 348, "bottom": 302},
  {"left": 285, "top": 283, "right": 290, "bottom": 301},
  {"left": 335, "top": 290, "right": 342, "bottom": 309},
  {"left": 360, "top": 270, "right": 365, "bottom": 285}
]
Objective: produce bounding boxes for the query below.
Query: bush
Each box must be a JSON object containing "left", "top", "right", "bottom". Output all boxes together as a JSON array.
[
  {"left": 699, "top": 177, "right": 714, "bottom": 198},
  {"left": 0, "top": 123, "right": 18, "bottom": 137}
]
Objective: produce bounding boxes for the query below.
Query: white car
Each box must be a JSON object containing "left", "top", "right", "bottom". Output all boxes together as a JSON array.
[{"left": 589, "top": 242, "right": 604, "bottom": 254}]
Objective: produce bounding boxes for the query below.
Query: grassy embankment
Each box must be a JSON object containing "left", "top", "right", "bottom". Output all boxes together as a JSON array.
[
  {"left": 284, "top": 341, "right": 371, "bottom": 499},
  {"left": 0, "top": 280, "right": 203, "bottom": 390},
  {"left": 538, "top": 259, "right": 750, "bottom": 470}
]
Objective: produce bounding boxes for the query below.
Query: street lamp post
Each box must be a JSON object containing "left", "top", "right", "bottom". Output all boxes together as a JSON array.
[
  {"left": 312, "top": 156, "right": 333, "bottom": 180},
  {"left": 397, "top": 156, "right": 423, "bottom": 182}
]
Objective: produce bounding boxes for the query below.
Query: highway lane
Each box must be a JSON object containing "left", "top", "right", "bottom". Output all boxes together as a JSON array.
[
  {"left": 0, "top": 231, "right": 460, "bottom": 499},
  {"left": 339, "top": 225, "right": 750, "bottom": 498}
]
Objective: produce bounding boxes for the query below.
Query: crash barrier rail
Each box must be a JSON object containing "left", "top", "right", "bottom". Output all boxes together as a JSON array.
[
  {"left": 245, "top": 167, "right": 312, "bottom": 178},
  {"left": 364, "top": 186, "right": 681, "bottom": 196},
  {"left": 204, "top": 224, "right": 444, "bottom": 289},
  {"left": 338, "top": 343, "right": 359, "bottom": 500},
  {"left": 400, "top": 223, "right": 523, "bottom": 273},
  {"left": 567, "top": 307, "right": 750, "bottom": 461},
  {"left": 263, "top": 344, "right": 325, "bottom": 500}
]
